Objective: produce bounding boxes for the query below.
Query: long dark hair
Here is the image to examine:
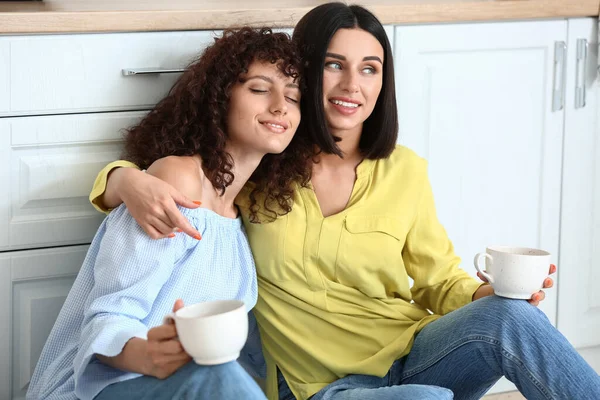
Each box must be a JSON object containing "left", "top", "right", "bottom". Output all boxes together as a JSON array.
[
  {"left": 123, "top": 27, "right": 312, "bottom": 222},
  {"left": 293, "top": 3, "right": 398, "bottom": 158}
]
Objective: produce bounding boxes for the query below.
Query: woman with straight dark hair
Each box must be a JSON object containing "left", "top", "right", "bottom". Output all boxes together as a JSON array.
[
  {"left": 88, "top": 3, "right": 600, "bottom": 400},
  {"left": 294, "top": 2, "right": 398, "bottom": 159}
]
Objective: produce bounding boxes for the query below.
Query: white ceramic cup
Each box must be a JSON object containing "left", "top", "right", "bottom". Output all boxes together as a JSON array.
[
  {"left": 473, "top": 246, "right": 551, "bottom": 299},
  {"left": 164, "top": 299, "right": 247, "bottom": 365}
]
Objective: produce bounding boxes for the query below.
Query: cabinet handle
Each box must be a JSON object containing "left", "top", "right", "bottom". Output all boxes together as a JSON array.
[
  {"left": 121, "top": 68, "right": 187, "bottom": 76},
  {"left": 552, "top": 41, "right": 566, "bottom": 112},
  {"left": 575, "top": 39, "right": 588, "bottom": 109}
]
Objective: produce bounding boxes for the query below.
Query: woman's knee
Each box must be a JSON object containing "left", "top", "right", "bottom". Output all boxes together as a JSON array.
[
  {"left": 473, "top": 295, "right": 547, "bottom": 323},
  {"left": 467, "top": 295, "right": 553, "bottom": 342}
]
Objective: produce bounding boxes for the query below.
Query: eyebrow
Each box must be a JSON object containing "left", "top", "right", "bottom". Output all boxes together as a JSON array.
[
  {"left": 245, "top": 75, "right": 300, "bottom": 89},
  {"left": 325, "top": 52, "right": 383, "bottom": 65}
]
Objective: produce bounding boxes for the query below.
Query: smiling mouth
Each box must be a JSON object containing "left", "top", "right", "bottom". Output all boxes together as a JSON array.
[
  {"left": 259, "top": 121, "right": 289, "bottom": 132},
  {"left": 329, "top": 99, "right": 361, "bottom": 108}
]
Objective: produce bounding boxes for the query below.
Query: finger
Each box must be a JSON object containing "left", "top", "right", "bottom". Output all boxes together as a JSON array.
[
  {"left": 162, "top": 354, "right": 193, "bottom": 372},
  {"left": 143, "top": 224, "right": 168, "bottom": 240},
  {"left": 152, "top": 350, "right": 192, "bottom": 366},
  {"left": 173, "top": 299, "right": 185, "bottom": 313},
  {"left": 528, "top": 298, "right": 540, "bottom": 306},
  {"left": 171, "top": 190, "right": 202, "bottom": 210},
  {"left": 529, "top": 291, "right": 544, "bottom": 304},
  {"left": 147, "top": 216, "right": 177, "bottom": 238},
  {"left": 164, "top": 204, "right": 201, "bottom": 240},
  {"left": 549, "top": 264, "right": 557, "bottom": 275},
  {"left": 156, "top": 338, "right": 186, "bottom": 355},
  {"left": 537, "top": 290, "right": 546, "bottom": 301},
  {"left": 148, "top": 324, "right": 178, "bottom": 341},
  {"left": 543, "top": 277, "right": 554, "bottom": 288},
  {"left": 476, "top": 272, "right": 488, "bottom": 283}
]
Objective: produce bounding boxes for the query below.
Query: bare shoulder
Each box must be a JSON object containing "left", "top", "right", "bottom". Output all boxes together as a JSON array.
[{"left": 146, "top": 156, "right": 203, "bottom": 199}]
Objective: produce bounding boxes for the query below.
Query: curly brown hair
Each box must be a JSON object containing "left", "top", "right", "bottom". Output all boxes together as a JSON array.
[{"left": 122, "top": 27, "right": 313, "bottom": 222}]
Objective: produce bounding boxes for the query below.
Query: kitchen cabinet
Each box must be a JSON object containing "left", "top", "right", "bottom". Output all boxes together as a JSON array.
[
  {"left": 558, "top": 18, "right": 600, "bottom": 351},
  {"left": 0, "top": 246, "right": 89, "bottom": 400},
  {"left": 395, "top": 17, "right": 599, "bottom": 394},
  {"left": 0, "top": 112, "right": 143, "bottom": 251}
]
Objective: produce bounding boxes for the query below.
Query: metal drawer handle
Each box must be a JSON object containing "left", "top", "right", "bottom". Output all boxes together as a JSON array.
[
  {"left": 122, "top": 68, "right": 187, "bottom": 76},
  {"left": 575, "top": 38, "right": 588, "bottom": 109},
  {"left": 552, "top": 41, "right": 567, "bottom": 112}
]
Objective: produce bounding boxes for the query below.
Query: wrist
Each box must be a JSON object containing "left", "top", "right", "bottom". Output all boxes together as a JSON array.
[
  {"left": 107, "top": 167, "right": 139, "bottom": 205},
  {"left": 472, "top": 283, "right": 494, "bottom": 301}
]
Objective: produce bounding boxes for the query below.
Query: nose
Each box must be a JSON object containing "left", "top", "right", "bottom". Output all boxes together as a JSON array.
[
  {"left": 340, "top": 70, "right": 359, "bottom": 93},
  {"left": 270, "top": 93, "right": 288, "bottom": 116}
]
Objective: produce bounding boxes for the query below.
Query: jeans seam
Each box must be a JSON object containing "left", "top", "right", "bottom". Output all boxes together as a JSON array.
[{"left": 400, "top": 335, "right": 554, "bottom": 400}]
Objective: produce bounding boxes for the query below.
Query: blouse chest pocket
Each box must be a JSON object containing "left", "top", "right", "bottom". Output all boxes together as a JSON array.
[
  {"left": 335, "top": 216, "right": 406, "bottom": 298},
  {"left": 245, "top": 213, "right": 291, "bottom": 282}
]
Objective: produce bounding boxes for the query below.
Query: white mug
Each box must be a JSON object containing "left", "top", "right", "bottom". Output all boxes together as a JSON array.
[
  {"left": 473, "top": 246, "right": 551, "bottom": 299},
  {"left": 164, "top": 299, "right": 247, "bottom": 365}
]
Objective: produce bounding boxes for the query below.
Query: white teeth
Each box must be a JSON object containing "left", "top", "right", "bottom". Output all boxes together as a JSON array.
[
  {"left": 331, "top": 99, "right": 359, "bottom": 108},
  {"left": 264, "top": 123, "right": 285, "bottom": 129}
]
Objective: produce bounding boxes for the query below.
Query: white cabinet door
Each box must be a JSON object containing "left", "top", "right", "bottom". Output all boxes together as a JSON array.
[
  {"left": 558, "top": 18, "right": 600, "bottom": 351},
  {"left": 0, "top": 245, "right": 88, "bottom": 400},
  {"left": 0, "top": 111, "right": 141, "bottom": 251},
  {"left": 395, "top": 20, "right": 567, "bottom": 394}
]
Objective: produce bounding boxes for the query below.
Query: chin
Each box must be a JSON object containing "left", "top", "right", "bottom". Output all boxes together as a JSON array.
[
  {"left": 328, "top": 121, "right": 362, "bottom": 132},
  {"left": 327, "top": 116, "right": 363, "bottom": 129}
]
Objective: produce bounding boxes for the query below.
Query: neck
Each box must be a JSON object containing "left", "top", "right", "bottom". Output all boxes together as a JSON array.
[{"left": 215, "top": 144, "right": 264, "bottom": 208}]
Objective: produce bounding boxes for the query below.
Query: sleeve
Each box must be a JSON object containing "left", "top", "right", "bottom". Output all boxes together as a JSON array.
[
  {"left": 402, "top": 163, "right": 483, "bottom": 315},
  {"left": 72, "top": 204, "right": 184, "bottom": 389},
  {"left": 89, "top": 160, "right": 140, "bottom": 214}
]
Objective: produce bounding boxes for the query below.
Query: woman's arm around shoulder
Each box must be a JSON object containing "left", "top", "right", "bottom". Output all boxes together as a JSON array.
[
  {"left": 146, "top": 156, "right": 204, "bottom": 203},
  {"left": 89, "top": 158, "right": 202, "bottom": 239}
]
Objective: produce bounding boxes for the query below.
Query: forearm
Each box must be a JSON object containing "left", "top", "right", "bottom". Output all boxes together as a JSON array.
[
  {"left": 96, "top": 337, "right": 150, "bottom": 375},
  {"left": 472, "top": 283, "right": 494, "bottom": 301},
  {"left": 100, "top": 167, "right": 139, "bottom": 209}
]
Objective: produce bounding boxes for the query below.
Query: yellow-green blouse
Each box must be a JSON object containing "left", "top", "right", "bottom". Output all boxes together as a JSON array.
[{"left": 90, "top": 145, "right": 482, "bottom": 400}]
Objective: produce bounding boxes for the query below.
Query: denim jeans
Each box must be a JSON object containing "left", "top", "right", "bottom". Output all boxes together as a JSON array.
[
  {"left": 96, "top": 360, "right": 266, "bottom": 400},
  {"left": 279, "top": 295, "right": 600, "bottom": 400}
]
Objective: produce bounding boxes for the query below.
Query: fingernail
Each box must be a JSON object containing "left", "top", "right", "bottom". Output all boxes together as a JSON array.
[
  {"left": 174, "top": 228, "right": 182, "bottom": 233},
  {"left": 168, "top": 233, "right": 176, "bottom": 238},
  {"left": 193, "top": 201, "right": 202, "bottom": 205},
  {"left": 193, "top": 234, "right": 202, "bottom": 240},
  {"left": 532, "top": 294, "right": 540, "bottom": 301}
]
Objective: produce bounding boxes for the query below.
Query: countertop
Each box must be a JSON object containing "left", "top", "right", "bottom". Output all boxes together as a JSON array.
[{"left": 0, "top": 0, "right": 598, "bottom": 34}]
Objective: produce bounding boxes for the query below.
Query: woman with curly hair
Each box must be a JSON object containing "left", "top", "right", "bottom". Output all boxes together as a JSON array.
[{"left": 26, "top": 27, "right": 310, "bottom": 400}]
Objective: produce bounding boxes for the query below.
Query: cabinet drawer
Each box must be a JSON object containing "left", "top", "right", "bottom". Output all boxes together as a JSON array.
[
  {"left": 0, "top": 245, "right": 88, "bottom": 399},
  {"left": 0, "top": 111, "right": 144, "bottom": 251},
  {"left": 0, "top": 31, "right": 215, "bottom": 116}
]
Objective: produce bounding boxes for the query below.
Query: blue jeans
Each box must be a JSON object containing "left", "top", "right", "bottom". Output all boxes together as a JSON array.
[
  {"left": 96, "top": 360, "right": 266, "bottom": 400},
  {"left": 279, "top": 296, "right": 600, "bottom": 400}
]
